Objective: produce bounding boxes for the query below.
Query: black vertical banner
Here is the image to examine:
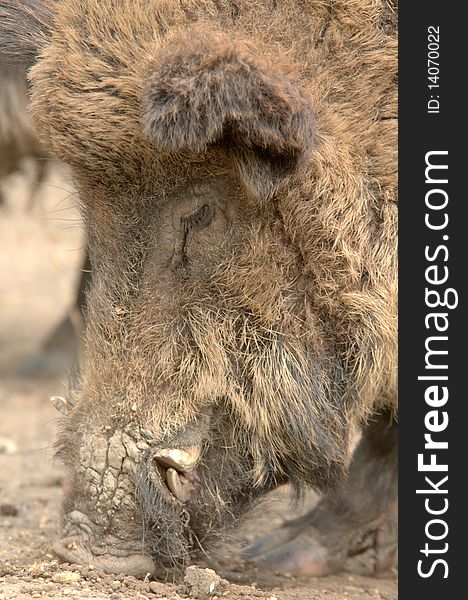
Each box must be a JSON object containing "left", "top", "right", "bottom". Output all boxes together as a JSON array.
[{"left": 399, "top": 3, "right": 466, "bottom": 599}]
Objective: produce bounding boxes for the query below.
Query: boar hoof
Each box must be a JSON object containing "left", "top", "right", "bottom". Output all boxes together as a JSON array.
[
  {"left": 241, "top": 520, "right": 396, "bottom": 577},
  {"left": 241, "top": 529, "right": 331, "bottom": 577}
]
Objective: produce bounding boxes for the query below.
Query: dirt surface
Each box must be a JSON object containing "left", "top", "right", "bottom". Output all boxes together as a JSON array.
[{"left": 0, "top": 164, "right": 397, "bottom": 599}]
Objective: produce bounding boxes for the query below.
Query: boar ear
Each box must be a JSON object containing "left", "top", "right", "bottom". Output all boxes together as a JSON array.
[
  {"left": 0, "top": 0, "right": 53, "bottom": 68},
  {"left": 143, "top": 30, "right": 315, "bottom": 201}
]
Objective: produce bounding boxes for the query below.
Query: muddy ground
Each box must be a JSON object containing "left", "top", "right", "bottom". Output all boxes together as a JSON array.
[{"left": 0, "top": 163, "right": 397, "bottom": 599}]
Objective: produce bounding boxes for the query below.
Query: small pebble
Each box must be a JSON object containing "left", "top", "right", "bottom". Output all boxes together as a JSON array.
[
  {"left": 183, "top": 566, "right": 229, "bottom": 600},
  {"left": 51, "top": 571, "right": 81, "bottom": 584},
  {"left": 149, "top": 581, "right": 169, "bottom": 594}
]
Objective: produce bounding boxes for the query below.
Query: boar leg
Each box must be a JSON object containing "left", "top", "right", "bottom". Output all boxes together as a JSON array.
[
  {"left": 242, "top": 410, "right": 397, "bottom": 576},
  {"left": 18, "top": 253, "right": 90, "bottom": 376},
  {"left": 26, "top": 154, "right": 49, "bottom": 211}
]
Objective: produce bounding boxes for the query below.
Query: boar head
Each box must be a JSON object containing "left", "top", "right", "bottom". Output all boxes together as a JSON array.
[{"left": 0, "top": 0, "right": 364, "bottom": 577}]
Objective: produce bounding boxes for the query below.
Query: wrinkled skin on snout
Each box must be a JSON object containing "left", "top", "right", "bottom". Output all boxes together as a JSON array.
[{"left": 0, "top": 0, "right": 397, "bottom": 579}]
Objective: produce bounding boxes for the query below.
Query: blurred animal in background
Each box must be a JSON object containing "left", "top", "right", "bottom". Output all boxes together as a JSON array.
[
  {"left": 1, "top": 62, "right": 90, "bottom": 375},
  {"left": 0, "top": 63, "right": 48, "bottom": 209}
]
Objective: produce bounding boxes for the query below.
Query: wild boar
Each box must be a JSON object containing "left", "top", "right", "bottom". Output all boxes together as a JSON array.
[
  {"left": 0, "top": 62, "right": 90, "bottom": 372},
  {"left": 0, "top": 63, "right": 48, "bottom": 207},
  {"left": 0, "top": 62, "right": 89, "bottom": 372},
  {"left": 30, "top": 252, "right": 91, "bottom": 375},
  {"left": 0, "top": 0, "right": 397, "bottom": 579}
]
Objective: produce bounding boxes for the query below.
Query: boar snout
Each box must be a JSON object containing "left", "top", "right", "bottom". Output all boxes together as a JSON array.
[
  {"left": 53, "top": 426, "right": 158, "bottom": 575},
  {"left": 53, "top": 514, "right": 156, "bottom": 578},
  {"left": 53, "top": 411, "right": 212, "bottom": 574}
]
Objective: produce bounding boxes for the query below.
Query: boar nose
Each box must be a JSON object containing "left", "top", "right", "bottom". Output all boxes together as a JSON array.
[{"left": 53, "top": 539, "right": 155, "bottom": 578}]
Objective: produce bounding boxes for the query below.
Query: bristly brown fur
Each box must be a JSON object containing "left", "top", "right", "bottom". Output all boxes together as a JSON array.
[{"left": 0, "top": 0, "right": 397, "bottom": 572}]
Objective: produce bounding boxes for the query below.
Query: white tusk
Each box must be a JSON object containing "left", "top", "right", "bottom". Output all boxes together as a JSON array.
[
  {"left": 154, "top": 446, "right": 201, "bottom": 472},
  {"left": 166, "top": 468, "right": 194, "bottom": 502},
  {"left": 50, "top": 396, "right": 72, "bottom": 415}
]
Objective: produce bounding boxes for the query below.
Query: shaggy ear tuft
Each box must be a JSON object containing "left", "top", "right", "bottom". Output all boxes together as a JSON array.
[
  {"left": 142, "top": 29, "right": 315, "bottom": 200},
  {"left": 0, "top": 0, "right": 53, "bottom": 67}
]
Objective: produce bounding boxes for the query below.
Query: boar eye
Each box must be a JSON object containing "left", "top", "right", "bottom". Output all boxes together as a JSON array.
[
  {"left": 182, "top": 204, "right": 215, "bottom": 234},
  {"left": 175, "top": 204, "right": 215, "bottom": 272}
]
